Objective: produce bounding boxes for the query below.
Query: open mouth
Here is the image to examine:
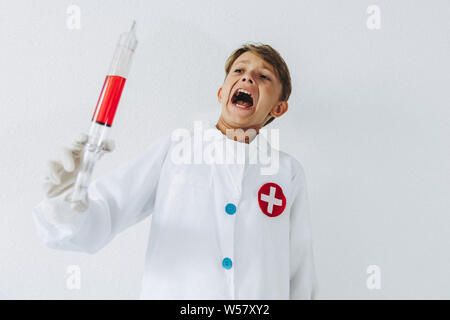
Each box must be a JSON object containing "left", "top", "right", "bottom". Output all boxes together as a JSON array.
[{"left": 231, "top": 88, "right": 254, "bottom": 109}]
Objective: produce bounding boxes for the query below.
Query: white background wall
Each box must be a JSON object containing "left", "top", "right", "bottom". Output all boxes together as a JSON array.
[{"left": 0, "top": 0, "right": 449, "bottom": 299}]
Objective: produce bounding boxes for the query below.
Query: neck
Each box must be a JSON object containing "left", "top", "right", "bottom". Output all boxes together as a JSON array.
[{"left": 215, "top": 117, "right": 260, "bottom": 144}]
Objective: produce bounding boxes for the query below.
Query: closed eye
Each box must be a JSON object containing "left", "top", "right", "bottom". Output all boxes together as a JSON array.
[{"left": 234, "top": 68, "right": 271, "bottom": 81}]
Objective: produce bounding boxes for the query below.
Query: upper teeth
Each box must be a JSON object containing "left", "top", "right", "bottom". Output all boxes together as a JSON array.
[{"left": 238, "top": 89, "right": 251, "bottom": 96}]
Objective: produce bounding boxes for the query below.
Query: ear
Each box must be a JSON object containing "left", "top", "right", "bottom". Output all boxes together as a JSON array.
[
  {"left": 217, "top": 87, "right": 223, "bottom": 103},
  {"left": 269, "top": 101, "right": 288, "bottom": 118}
]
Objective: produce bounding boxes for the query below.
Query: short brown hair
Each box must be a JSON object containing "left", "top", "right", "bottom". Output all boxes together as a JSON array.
[{"left": 224, "top": 43, "right": 292, "bottom": 126}]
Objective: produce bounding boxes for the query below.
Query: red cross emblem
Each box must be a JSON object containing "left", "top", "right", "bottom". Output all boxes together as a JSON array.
[{"left": 257, "top": 183, "right": 286, "bottom": 217}]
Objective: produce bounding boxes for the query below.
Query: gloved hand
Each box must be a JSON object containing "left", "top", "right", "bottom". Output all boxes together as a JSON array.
[{"left": 42, "top": 133, "right": 115, "bottom": 216}]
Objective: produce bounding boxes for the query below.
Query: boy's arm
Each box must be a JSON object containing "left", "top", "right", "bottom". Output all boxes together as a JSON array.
[
  {"left": 289, "top": 163, "right": 319, "bottom": 299},
  {"left": 32, "top": 135, "right": 172, "bottom": 254}
]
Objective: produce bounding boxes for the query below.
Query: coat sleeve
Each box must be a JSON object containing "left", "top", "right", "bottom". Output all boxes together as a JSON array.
[
  {"left": 32, "top": 134, "right": 172, "bottom": 254},
  {"left": 289, "top": 162, "right": 319, "bottom": 299}
]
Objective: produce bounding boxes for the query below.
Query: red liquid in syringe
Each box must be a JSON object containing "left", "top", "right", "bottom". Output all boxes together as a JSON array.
[{"left": 91, "top": 75, "right": 126, "bottom": 126}]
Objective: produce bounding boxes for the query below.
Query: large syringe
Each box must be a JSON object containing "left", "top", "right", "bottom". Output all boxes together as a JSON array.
[{"left": 65, "top": 21, "right": 138, "bottom": 211}]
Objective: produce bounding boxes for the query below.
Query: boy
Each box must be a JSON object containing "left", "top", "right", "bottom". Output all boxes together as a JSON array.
[{"left": 32, "top": 43, "right": 318, "bottom": 299}]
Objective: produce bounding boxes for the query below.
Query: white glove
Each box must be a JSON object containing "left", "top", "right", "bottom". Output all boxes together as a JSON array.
[{"left": 41, "top": 133, "right": 115, "bottom": 225}]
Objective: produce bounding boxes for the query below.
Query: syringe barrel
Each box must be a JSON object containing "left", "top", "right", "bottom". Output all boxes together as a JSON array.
[
  {"left": 91, "top": 75, "right": 126, "bottom": 127},
  {"left": 108, "top": 43, "right": 134, "bottom": 77},
  {"left": 91, "top": 22, "right": 137, "bottom": 127},
  {"left": 66, "top": 22, "right": 137, "bottom": 211},
  {"left": 108, "top": 21, "right": 138, "bottom": 77}
]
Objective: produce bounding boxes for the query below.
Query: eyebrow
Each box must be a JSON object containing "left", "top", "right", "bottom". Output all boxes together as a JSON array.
[{"left": 234, "top": 60, "right": 275, "bottom": 75}]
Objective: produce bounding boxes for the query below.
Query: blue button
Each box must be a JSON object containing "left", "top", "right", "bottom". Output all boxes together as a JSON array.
[
  {"left": 222, "top": 257, "right": 232, "bottom": 269},
  {"left": 225, "top": 203, "right": 236, "bottom": 215}
]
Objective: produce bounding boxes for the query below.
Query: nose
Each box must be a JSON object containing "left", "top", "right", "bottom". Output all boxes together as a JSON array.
[{"left": 241, "top": 74, "right": 254, "bottom": 84}]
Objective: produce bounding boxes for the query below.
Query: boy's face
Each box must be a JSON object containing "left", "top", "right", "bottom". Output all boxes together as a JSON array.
[{"left": 217, "top": 51, "right": 288, "bottom": 130}]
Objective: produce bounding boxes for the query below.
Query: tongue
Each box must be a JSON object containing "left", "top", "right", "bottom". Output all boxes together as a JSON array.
[{"left": 236, "top": 99, "right": 252, "bottom": 107}]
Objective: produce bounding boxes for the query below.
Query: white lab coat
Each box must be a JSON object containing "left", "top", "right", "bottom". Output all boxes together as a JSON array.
[{"left": 32, "top": 120, "right": 318, "bottom": 299}]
